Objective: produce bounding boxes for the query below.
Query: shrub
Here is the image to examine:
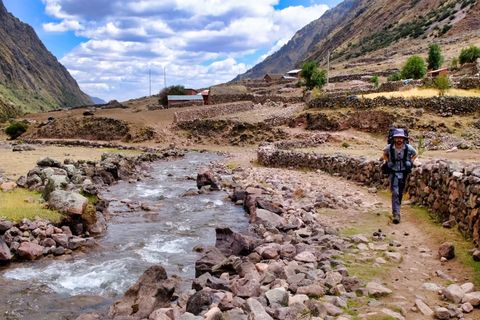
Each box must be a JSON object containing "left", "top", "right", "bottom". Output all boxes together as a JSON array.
[
  {"left": 301, "top": 61, "right": 327, "bottom": 90},
  {"left": 5, "top": 121, "right": 28, "bottom": 139},
  {"left": 434, "top": 74, "right": 450, "bottom": 96},
  {"left": 450, "top": 57, "right": 459, "bottom": 70},
  {"left": 387, "top": 72, "right": 402, "bottom": 81},
  {"left": 459, "top": 45, "right": 480, "bottom": 64},
  {"left": 158, "top": 85, "right": 186, "bottom": 106},
  {"left": 427, "top": 43, "right": 443, "bottom": 70},
  {"left": 401, "top": 55, "right": 427, "bottom": 79},
  {"left": 371, "top": 75, "right": 380, "bottom": 88}
]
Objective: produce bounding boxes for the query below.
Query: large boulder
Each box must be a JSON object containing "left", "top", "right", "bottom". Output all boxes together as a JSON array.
[
  {"left": 186, "top": 289, "right": 213, "bottom": 315},
  {"left": 37, "top": 157, "right": 62, "bottom": 167},
  {"left": 48, "top": 191, "right": 88, "bottom": 216},
  {"left": 197, "top": 168, "right": 220, "bottom": 191},
  {"left": 17, "top": 242, "right": 44, "bottom": 260},
  {"left": 108, "top": 265, "right": 175, "bottom": 319},
  {"left": 255, "top": 209, "right": 285, "bottom": 229},
  {"left": 195, "top": 248, "right": 227, "bottom": 277}
]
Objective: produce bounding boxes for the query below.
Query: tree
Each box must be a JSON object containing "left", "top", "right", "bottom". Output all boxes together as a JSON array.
[
  {"left": 427, "top": 43, "right": 443, "bottom": 70},
  {"left": 301, "top": 61, "right": 327, "bottom": 90},
  {"left": 459, "top": 45, "right": 480, "bottom": 65},
  {"left": 371, "top": 75, "right": 380, "bottom": 88},
  {"left": 434, "top": 74, "right": 450, "bottom": 96},
  {"left": 387, "top": 71, "right": 402, "bottom": 81},
  {"left": 158, "top": 85, "right": 186, "bottom": 106},
  {"left": 401, "top": 55, "right": 427, "bottom": 79},
  {"left": 5, "top": 121, "right": 28, "bottom": 139}
]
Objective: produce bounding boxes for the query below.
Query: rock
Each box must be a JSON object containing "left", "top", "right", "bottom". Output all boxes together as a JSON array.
[
  {"left": 296, "top": 284, "right": 325, "bottom": 297},
  {"left": 17, "top": 242, "right": 44, "bottom": 260},
  {"left": 381, "top": 308, "right": 405, "bottom": 320},
  {"left": 385, "top": 251, "right": 402, "bottom": 262},
  {"left": 472, "top": 249, "right": 480, "bottom": 261},
  {"left": 288, "top": 294, "right": 309, "bottom": 306},
  {"left": 223, "top": 308, "right": 247, "bottom": 320},
  {"left": 461, "top": 282, "right": 474, "bottom": 293},
  {"left": 197, "top": 168, "right": 220, "bottom": 191},
  {"left": 178, "top": 313, "right": 203, "bottom": 320},
  {"left": 255, "top": 243, "right": 281, "bottom": 259},
  {"left": 231, "top": 277, "right": 261, "bottom": 298},
  {"left": 434, "top": 307, "right": 451, "bottom": 320},
  {"left": 351, "top": 234, "right": 369, "bottom": 243},
  {"left": 255, "top": 208, "right": 285, "bottom": 229},
  {"left": 148, "top": 308, "right": 173, "bottom": 320},
  {"left": 108, "top": 265, "right": 175, "bottom": 319},
  {"left": 48, "top": 191, "right": 88, "bottom": 216},
  {"left": 51, "top": 233, "right": 69, "bottom": 248},
  {"left": 0, "top": 237, "right": 12, "bottom": 262},
  {"left": 415, "top": 299, "right": 433, "bottom": 316},
  {"left": 438, "top": 242, "right": 455, "bottom": 260},
  {"left": 324, "top": 271, "right": 343, "bottom": 288},
  {"left": 37, "top": 157, "right": 62, "bottom": 167},
  {"left": 462, "top": 291, "right": 480, "bottom": 306},
  {"left": 366, "top": 282, "right": 392, "bottom": 298},
  {"left": 294, "top": 251, "right": 316, "bottom": 263},
  {"left": 0, "top": 219, "right": 13, "bottom": 232},
  {"left": 75, "top": 313, "right": 101, "bottom": 320},
  {"left": 265, "top": 287, "right": 288, "bottom": 306},
  {"left": 256, "top": 198, "right": 283, "bottom": 214},
  {"left": 204, "top": 306, "right": 222, "bottom": 320},
  {"left": 461, "top": 302, "right": 473, "bottom": 313},
  {"left": 215, "top": 227, "right": 256, "bottom": 256},
  {"left": 12, "top": 144, "right": 35, "bottom": 152},
  {"left": 88, "top": 212, "right": 107, "bottom": 235},
  {"left": 323, "top": 302, "right": 342, "bottom": 316},
  {"left": 244, "top": 298, "right": 273, "bottom": 320},
  {"left": 0, "top": 181, "right": 17, "bottom": 192},
  {"left": 422, "top": 282, "right": 443, "bottom": 292},
  {"left": 442, "top": 284, "right": 465, "bottom": 303},
  {"left": 195, "top": 248, "right": 227, "bottom": 277},
  {"left": 186, "top": 289, "right": 213, "bottom": 315}
]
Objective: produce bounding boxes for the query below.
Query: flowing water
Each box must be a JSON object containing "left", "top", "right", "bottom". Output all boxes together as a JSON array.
[{"left": 0, "top": 152, "right": 249, "bottom": 320}]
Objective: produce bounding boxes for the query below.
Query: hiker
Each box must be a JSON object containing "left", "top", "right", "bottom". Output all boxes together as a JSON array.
[{"left": 382, "top": 128, "right": 417, "bottom": 224}]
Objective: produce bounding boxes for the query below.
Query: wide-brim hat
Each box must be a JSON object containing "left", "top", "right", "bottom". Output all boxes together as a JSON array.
[{"left": 392, "top": 128, "right": 407, "bottom": 139}]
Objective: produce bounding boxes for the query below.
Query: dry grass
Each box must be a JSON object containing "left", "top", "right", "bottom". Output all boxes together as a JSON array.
[
  {"left": 0, "top": 188, "right": 62, "bottom": 223},
  {"left": 362, "top": 88, "right": 480, "bottom": 99}
]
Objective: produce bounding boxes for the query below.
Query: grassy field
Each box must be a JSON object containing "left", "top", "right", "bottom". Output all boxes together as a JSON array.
[
  {"left": 363, "top": 87, "right": 480, "bottom": 99},
  {"left": 0, "top": 188, "right": 62, "bottom": 223}
]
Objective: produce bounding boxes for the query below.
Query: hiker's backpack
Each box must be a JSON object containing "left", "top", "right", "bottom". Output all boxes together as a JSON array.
[{"left": 387, "top": 127, "right": 409, "bottom": 145}]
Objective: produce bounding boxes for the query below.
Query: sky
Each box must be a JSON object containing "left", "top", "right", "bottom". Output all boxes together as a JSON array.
[{"left": 4, "top": 0, "right": 342, "bottom": 101}]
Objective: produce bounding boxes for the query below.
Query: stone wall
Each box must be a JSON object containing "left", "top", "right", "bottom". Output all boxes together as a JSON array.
[
  {"left": 308, "top": 96, "right": 480, "bottom": 116},
  {"left": 173, "top": 101, "right": 256, "bottom": 123},
  {"left": 257, "top": 143, "right": 480, "bottom": 246},
  {"left": 458, "top": 77, "right": 480, "bottom": 90},
  {"left": 208, "top": 94, "right": 255, "bottom": 105}
]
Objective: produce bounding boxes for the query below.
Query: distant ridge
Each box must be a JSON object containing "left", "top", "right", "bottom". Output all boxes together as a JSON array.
[{"left": 0, "top": 0, "right": 91, "bottom": 120}]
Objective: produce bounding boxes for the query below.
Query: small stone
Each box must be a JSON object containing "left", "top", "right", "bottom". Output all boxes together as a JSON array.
[
  {"left": 462, "top": 291, "right": 480, "bottom": 306},
  {"left": 351, "top": 234, "right": 369, "bottom": 243},
  {"left": 434, "top": 307, "right": 451, "bottom": 320},
  {"left": 461, "top": 302, "right": 473, "bottom": 313},
  {"left": 472, "top": 249, "right": 480, "bottom": 261},
  {"left": 422, "top": 283, "right": 443, "bottom": 292},
  {"left": 366, "top": 282, "right": 392, "bottom": 298},
  {"left": 265, "top": 287, "right": 288, "bottom": 306},
  {"left": 461, "top": 282, "right": 474, "bottom": 293},
  {"left": 442, "top": 284, "right": 464, "bottom": 304},
  {"left": 415, "top": 299, "right": 433, "bottom": 316},
  {"left": 438, "top": 242, "right": 455, "bottom": 260},
  {"left": 381, "top": 308, "right": 405, "bottom": 320},
  {"left": 294, "top": 251, "right": 316, "bottom": 263},
  {"left": 385, "top": 251, "right": 402, "bottom": 262}
]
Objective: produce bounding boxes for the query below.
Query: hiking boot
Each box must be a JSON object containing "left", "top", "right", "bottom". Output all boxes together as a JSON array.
[{"left": 392, "top": 214, "right": 401, "bottom": 224}]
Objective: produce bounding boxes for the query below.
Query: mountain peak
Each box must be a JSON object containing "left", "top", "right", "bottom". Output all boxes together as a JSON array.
[{"left": 0, "top": 0, "right": 7, "bottom": 15}]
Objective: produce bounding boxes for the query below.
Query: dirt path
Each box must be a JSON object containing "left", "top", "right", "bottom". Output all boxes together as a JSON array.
[{"left": 232, "top": 165, "right": 479, "bottom": 319}]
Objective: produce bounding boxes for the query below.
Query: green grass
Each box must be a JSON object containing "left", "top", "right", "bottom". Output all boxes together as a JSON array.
[
  {"left": 0, "top": 188, "right": 63, "bottom": 223},
  {"left": 408, "top": 205, "right": 480, "bottom": 286}
]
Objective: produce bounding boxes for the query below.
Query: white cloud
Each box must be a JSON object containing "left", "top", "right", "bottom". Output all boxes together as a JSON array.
[{"left": 41, "top": 0, "right": 330, "bottom": 100}]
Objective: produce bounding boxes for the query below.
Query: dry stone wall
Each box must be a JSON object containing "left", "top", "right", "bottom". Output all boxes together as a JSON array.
[
  {"left": 308, "top": 96, "right": 480, "bottom": 116},
  {"left": 458, "top": 77, "right": 480, "bottom": 90},
  {"left": 258, "top": 143, "right": 480, "bottom": 246},
  {"left": 173, "top": 101, "right": 256, "bottom": 123}
]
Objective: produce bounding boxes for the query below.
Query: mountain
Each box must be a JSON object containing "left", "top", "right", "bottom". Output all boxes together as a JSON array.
[
  {"left": 236, "top": 0, "right": 480, "bottom": 80},
  {"left": 90, "top": 96, "right": 106, "bottom": 105},
  {"left": 0, "top": 0, "right": 91, "bottom": 121}
]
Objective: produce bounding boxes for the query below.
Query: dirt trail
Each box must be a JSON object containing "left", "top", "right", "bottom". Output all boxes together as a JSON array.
[{"left": 235, "top": 165, "right": 479, "bottom": 319}]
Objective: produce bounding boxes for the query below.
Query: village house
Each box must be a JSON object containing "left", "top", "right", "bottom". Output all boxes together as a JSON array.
[
  {"left": 264, "top": 73, "right": 284, "bottom": 83},
  {"left": 427, "top": 67, "right": 449, "bottom": 78},
  {"left": 167, "top": 95, "right": 204, "bottom": 108},
  {"left": 285, "top": 69, "right": 301, "bottom": 78}
]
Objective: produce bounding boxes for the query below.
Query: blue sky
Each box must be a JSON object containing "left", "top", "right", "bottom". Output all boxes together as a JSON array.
[{"left": 4, "top": 0, "right": 342, "bottom": 101}]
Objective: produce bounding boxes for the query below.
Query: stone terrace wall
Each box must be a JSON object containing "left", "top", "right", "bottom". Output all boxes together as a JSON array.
[
  {"left": 458, "top": 77, "right": 480, "bottom": 90},
  {"left": 208, "top": 94, "right": 255, "bottom": 105},
  {"left": 173, "top": 101, "right": 256, "bottom": 123},
  {"left": 308, "top": 96, "right": 480, "bottom": 116},
  {"left": 258, "top": 143, "right": 480, "bottom": 246}
]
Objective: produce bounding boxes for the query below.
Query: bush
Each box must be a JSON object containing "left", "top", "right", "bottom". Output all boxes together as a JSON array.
[
  {"left": 387, "top": 72, "right": 402, "bottom": 81},
  {"left": 459, "top": 45, "right": 480, "bottom": 64},
  {"left": 450, "top": 57, "right": 459, "bottom": 70},
  {"left": 371, "top": 75, "right": 380, "bottom": 88},
  {"left": 427, "top": 43, "right": 443, "bottom": 70},
  {"left": 5, "top": 121, "right": 28, "bottom": 139},
  {"left": 158, "top": 85, "right": 186, "bottom": 106},
  {"left": 301, "top": 61, "right": 327, "bottom": 90},
  {"left": 434, "top": 74, "right": 450, "bottom": 96},
  {"left": 401, "top": 55, "right": 427, "bottom": 79}
]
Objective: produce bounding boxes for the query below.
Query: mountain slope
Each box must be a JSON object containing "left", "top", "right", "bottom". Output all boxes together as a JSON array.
[
  {"left": 0, "top": 0, "right": 91, "bottom": 121},
  {"left": 237, "top": 0, "right": 480, "bottom": 79}
]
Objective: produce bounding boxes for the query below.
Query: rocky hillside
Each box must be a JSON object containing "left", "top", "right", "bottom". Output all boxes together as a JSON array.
[
  {"left": 0, "top": 0, "right": 91, "bottom": 121},
  {"left": 237, "top": 0, "right": 480, "bottom": 79}
]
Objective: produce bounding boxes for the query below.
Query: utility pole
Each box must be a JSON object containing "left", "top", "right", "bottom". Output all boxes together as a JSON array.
[
  {"left": 327, "top": 50, "right": 330, "bottom": 85},
  {"left": 149, "top": 68, "right": 152, "bottom": 96},
  {"left": 163, "top": 66, "right": 167, "bottom": 89}
]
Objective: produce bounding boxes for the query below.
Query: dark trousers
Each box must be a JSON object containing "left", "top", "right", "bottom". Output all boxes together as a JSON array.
[{"left": 389, "top": 173, "right": 407, "bottom": 215}]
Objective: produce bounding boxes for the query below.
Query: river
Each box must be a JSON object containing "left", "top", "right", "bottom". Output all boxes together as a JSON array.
[{"left": 0, "top": 152, "right": 249, "bottom": 319}]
